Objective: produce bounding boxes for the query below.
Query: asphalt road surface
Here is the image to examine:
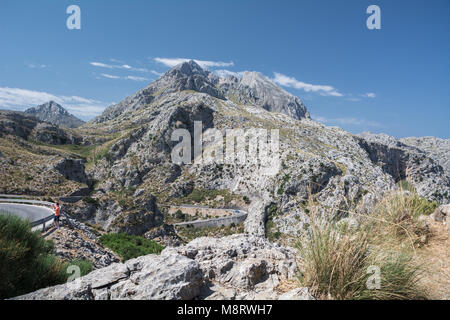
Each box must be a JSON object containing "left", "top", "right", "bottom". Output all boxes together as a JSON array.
[{"left": 0, "top": 203, "right": 53, "bottom": 223}]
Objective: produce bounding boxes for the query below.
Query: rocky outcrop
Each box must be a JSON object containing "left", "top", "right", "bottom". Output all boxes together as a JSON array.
[
  {"left": 25, "top": 101, "right": 85, "bottom": 128},
  {"left": 278, "top": 287, "right": 315, "bottom": 300},
  {"left": 358, "top": 133, "right": 450, "bottom": 204},
  {"left": 53, "top": 158, "right": 88, "bottom": 184},
  {"left": 72, "top": 194, "right": 164, "bottom": 235},
  {"left": 400, "top": 137, "right": 450, "bottom": 176},
  {"left": 108, "top": 197, "right": 163, "bottom": 235},
  {"left": 14, "top": 234, "right": 302, "bottom": 300},
  {"left": 144, "top": 224, "right": 183, "bottom": 247},
  {"left": 13, "top": 251, "right": 203, "bottom": 300},
  {"left": 93, "top": 61, "right": 309, "bottom": 124},
  {"left": 0, "top": 110, "right": 81, "bottom": 145},
  {"left": 45, "top": 219, "right": 120, "bottom": 269},
  {"left": 430, "top": 204, "right": 450, "bottom": 235},
  {"left": 178, "top": 234, "right": 299, "bottom": 300},
  {"left": 219, "top": 71, "right": 310, "bottom": 120}
]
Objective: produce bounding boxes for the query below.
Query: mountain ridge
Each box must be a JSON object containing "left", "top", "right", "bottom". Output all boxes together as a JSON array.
[
  {"left": 92, "top": 60, "right": 309, "bottom": 124},
  {"left": 25, "top": 101, "right": 85, "bottom": 128},
  {"left": 0, "top": 60, "right": 448, "bottom": 239}
]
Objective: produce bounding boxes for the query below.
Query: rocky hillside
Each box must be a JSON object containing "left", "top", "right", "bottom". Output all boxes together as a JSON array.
[
  {"left": 74, "top": 61, "right": 448, "bottom": 240},
  {"left": 0, "top": 110, "right": 89, "bottom": 195},
  {"left": 25, "top": 101, "right": 85, "bottom": 128},
  {"left": 14, "top": 234, "right": 311, "bottom": 300},
  {"left": 93, "top": 60, "right": 309, "bottom": 124},
  {"left": 400, "top": 136, "right": 450, "bottom": 175},
  {"left": 0, "top": 60, "right": 449, "bottom": 241},
  {"left": 2, "top": 60, "right": 449, "bottom": 301},
  {"left": 45, "top": 217, "right": 120, "bottom": 269}
]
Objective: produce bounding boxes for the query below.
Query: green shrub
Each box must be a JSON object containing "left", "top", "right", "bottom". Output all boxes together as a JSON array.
[
  {"left": 398, "top": 179, "right": 416, "bottom": 192},
  {"left": 265, "top": 204, "right": 280, "bottom": 241},
  {"left": 99, "top": 233, "right": 164, "bottom": 261},
  {"left": 83, "top": 196, "right": 98, "bottom": 205},
  {"left": 64, "top": 259, "right": 93, "bottom": 278},
  {"left": 174, "top": 189, "right": 237, "bottom": 205},
  {"left": 174, "top": 209, "right": 185, "bottom": 220},
  {"left": 176, "top": 223, "right": 244, "bottom": 242},
  {"left": 0, "top": 213, "right": 92, "bottom": 299}
]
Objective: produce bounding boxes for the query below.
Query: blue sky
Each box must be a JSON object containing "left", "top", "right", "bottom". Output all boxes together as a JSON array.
[{"left": 0, "top": 0, "right": 449, "bottom": 138}]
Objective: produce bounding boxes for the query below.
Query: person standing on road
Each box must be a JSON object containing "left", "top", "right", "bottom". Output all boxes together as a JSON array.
[{"left": 52, "top": 202, "right": 61, "bottom": 229}]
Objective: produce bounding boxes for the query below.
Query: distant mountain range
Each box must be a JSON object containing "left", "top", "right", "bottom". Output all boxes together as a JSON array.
[
  {"left": 1, "top": 59, "right": 450, "bottom": 301},
  {"left": 0, "top": 60, "right": 449, "bottom": 235},
  {"left": 25, "top": 101, "right": 85, "bottom": 128}
]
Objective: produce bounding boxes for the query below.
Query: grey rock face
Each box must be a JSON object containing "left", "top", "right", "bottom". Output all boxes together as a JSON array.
[
  {"left": 83, "top": 195, "right": 163, "bottom": 235},
  {"left": 14, "top": 251, "right": 203, "bottom": 300},
  {"left": 400, "top": 137, "right": 450, "bottom": 176},
  {"left": 0, "top": 110, "right": 81, "bottom": 145},
  {"left": 278, "top": 287, "right": 315, "bottom": 300},
  {"left": 92, "top": 61, "right": 309, "bottom": 124},
  {"left": 175, "top": 234, "right": 299, "bottom": 299},
  {"left": 25, "top": 101, "right": 85, "bottom": 128},
  {"left": 144, "top": 224, "right": 182, "bottom": 247},
  {"left": 358, "top": 132, "right": 450, "bottom": 204},
  {"left": 45, "top": 221, "right": 120, "bottom": 269},
  {"left": 53, "top": 158, "right": 88, "bottom": 184},
  {"left": 219, "top": 71, "right": 310, "bottom": 120},
  {"left": 430, "top": 204, "right": 449, "bottom": 223},
  {"left": 14, "top": 234, "right": 302, "bottom": 300}
]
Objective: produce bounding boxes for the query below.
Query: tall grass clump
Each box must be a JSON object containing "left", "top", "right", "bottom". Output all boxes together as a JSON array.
[
  {"left": 296, "top": 192, "right": 432, "bottom": 300},
  {"left": 0, "top": 213, "right": 92, "bottom": 299},
  {"left": 368, "top": 193, "right": 438, "bottom": 248},
  {"left": 99, "top": 233, "right": 164, "bottom": 261}
]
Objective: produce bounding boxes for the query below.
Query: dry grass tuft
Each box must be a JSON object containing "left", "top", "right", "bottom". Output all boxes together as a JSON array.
[{"left": 296, "top": 192, "right": 437, "bottom": 300}]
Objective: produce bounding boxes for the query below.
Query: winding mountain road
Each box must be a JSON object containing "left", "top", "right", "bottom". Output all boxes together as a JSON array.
[{"left": 170, "top": 205, "right": 248, "bottom": 228}]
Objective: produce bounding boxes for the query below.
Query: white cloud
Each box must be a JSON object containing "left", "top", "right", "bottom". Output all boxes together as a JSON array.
[
  {"left": 27, "top": 63, "right": 47, "bottom": 69},
  {"left": 362, "top": 92, "right": 376, "bottom": 98},
  {"left": 273, "top": 72, "right": 343, "bottom": 97},
  {"left": 109, "top": 58, "right": 125, "bottom": 64},
  {"left": 101, "top": 73, "right": 120, "bottom": 79},
  {"left": 97, "top": 73, "right": 150, "bottom": 82},
  {"left": 214, "top": 69, "right": 244, "bottom": 78},
  {"left": 125, "top": 76, "right": 149, "bottom": 82},
  {"left": 312, "top": 114, "right": 382, "bottom": 127},
  {"left": 150, "top": 70, "right": 163, "bottom": 76},
  {"left": 90, "top": 61, "right": 148, "bottom": 73},
  {"left": 0, "top": 87, "right": 109, "bottom": 119},
  {"left": 154, "top": 57, "right": 234, "bottom": 69},
  {"left": 90, "top": 62, "right": 113, "bottom": 68}
]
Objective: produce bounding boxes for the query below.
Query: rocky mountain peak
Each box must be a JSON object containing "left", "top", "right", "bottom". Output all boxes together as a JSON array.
[
  {"left": 239, "top": 71, "right": 272, "bottom": 87},
  {"left": 219, "top": 71, "right": 310, "bottom": 120},
  {"left": 93, "top": 61, "right": 312, "bottom": 124},
  {"left": 25, "top": 101, "right": 85, "bottom": 128},
  {"left": 166, "top": 60, "right": 210, "bottom": 78},
  {"left": 32, "top": 101, "right": 68, "bottom": 115}
]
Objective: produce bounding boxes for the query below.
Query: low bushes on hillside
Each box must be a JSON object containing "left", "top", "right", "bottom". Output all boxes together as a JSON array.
[
  {"left": 0, "top": 213, "right": 92, "bottom": 299},
  {"left": 176, "top": 223, "right": 244, "bottom": 242},
  {"left": 98, "top": 233, "right": 164, "bottom": 261}
]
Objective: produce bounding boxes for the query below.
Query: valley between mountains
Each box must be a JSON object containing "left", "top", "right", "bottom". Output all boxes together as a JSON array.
[{"left": 1, "top": 60, "right": 449, "bottom": 300}]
